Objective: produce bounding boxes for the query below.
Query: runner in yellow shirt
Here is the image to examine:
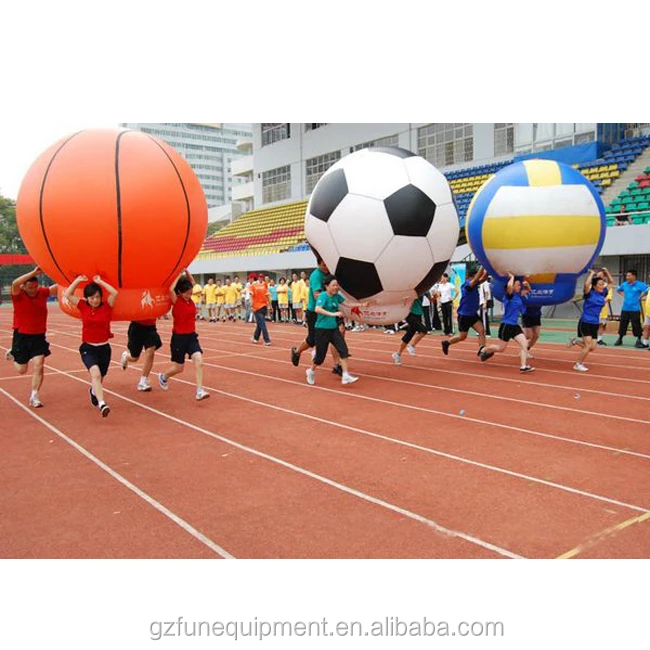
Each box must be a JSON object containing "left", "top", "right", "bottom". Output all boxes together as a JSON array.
[
  {"left": 192, "top": 282, "right": 204, "bottom": 320},
  {"left": 215, "top": 280, "right": 226, "bottom": 322},
  {"left": 277, "top": 277, "right": 289, "bottom": 323},
  {"left": 203, "top": 278, "right": 218, "bottom": 323},
  {"left": 232, "top": 275, "right": 243, "bottom": 321},
  {"left": 223, "top": 278, "right": 239, "bottom": 322},
  {"left": 291, "top": 272, "right": 307, "bottom": 325}
]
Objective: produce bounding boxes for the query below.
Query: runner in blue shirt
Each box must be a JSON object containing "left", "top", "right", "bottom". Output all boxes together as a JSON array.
[
  {"left": 441, "top": 264, "right": 488, "bottom": 358},
  {"left": 522, "top": 304, "right": 542, "bottom": 359},
  {"left": 614, "top": 269, "right": 649, "bottom": 347},
  {"left": 480, "top": 274, "right": 534, "bottom": 373},
  {"left": 566, "top": 270, "right": 607, "bottom": 372}
]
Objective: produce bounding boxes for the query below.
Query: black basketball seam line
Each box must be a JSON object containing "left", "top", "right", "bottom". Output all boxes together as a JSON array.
[
  {"left": 115, "top": 131, "right": 127, "bottom": 287},
  {"left": 143, "top": 134, "right": 192, "bottom": 287},
  {"left": 38, "top": 131, "right": 85, "bottom": 284}
]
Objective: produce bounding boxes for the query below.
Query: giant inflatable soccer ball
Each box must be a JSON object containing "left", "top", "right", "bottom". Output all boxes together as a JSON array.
[
  {"left": 339, "top": 294, "right": 411, "bottom": 327},
  {"left": 16, "top": 128, "right": 208, "bottom": 320},
  {"left": 465, "top": 159, "right": 606, "bottom": 306},
  {"left": 305, "top": 147, "right": 459, "bottom": 304}
]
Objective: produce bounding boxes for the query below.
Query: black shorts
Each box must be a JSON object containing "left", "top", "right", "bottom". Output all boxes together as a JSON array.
[
  {"left": 498, "top": 323, "right": 523, "bottom": 342},
  {"left": 458, "top": 314, "right": 481, "bottom": 333},
  {"left": 578, "top": 321, "right": 599, "bottom": 339},
  {"left": 305, "top": 310, "right": 317, "bottom": 348},
  {"left": 402, "top": 312, "right": 427, "bottom": 344},
  {"left": 522, "top": 314, "right": 542, "bottom": 328},
  {"left": 127, "top": 322, "right": 162, "bottom": 359},
  {"left": 12, "top": 332, "right": 51, "bottom": 365},
  {"left": 170, "top": 332, "right": 203, "bottom": 365},
  {"left": 314, "top": 328, "right": 349, "bottom": 365},
  {"left": 80, "top": 342, "right": 111, "bottom": 377}
]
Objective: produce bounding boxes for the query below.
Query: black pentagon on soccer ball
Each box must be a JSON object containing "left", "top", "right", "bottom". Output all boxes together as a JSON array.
[
  {"left": 415, "top": 260, "right": 450, "bottom": 297},
  {"left": 309, "top": 168, "right": 348, "bottom": 222},
  {"left": 336, "top": 257, "right": 383, "bottom": 300},
  {"left": 367, "top": 146, "right": 417, "bottom": 158},
  {"left": 384, "top": 184, "right": 436, "bottom": 237}
]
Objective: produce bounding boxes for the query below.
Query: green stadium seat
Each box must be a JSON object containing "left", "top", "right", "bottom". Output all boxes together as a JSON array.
[
  {"left": 632, "top": 215, "right": 644, "bottom": 224},
  {"left": 629, "top": 181, "right": 639, "bottom": 188},
  {"left": 606, "top": 218, "right": 615, "bottom": 226}
]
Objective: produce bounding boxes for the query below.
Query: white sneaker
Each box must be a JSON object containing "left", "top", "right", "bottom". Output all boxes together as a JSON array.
[
  {"left": 120, "top": 351, "right": 129, "bottom": 370},
  {"left": 137, "top": 379, "right": 152, "bottom": 392},
  {"left": 573, "top": 362, "right": 589, "bottom": 372},
  {"left": 196, "top": 388, "right": 210, "bottom": 401},
  {"left": 250, "top": 336, "right": 257, "bottom": 344},
  {"left": 158, "top": 373, "right": 169, "bottom": 391},
  {"left": 342, "top": 374, "right": 360, "bottom": 385},
  {"left": 406, "top": 344, "right": 417, "bottom": 356},
  {"left": 4, "top": 349, "right": 13, "bottom": 361},
  {"left": 566, "top": 337, "right": 577, "bottom": 349},
  {"left": 527, "top": 351, "right": 535, "bottom": 359},
  {"left": 392, "top": 352, "right": 402, "bottom": 365},
  {"left": 306, "top": 368, "right": 315, "bottom": 385},
  {"left": 29, "top": 395, "right": 43, "bottom": 408}
]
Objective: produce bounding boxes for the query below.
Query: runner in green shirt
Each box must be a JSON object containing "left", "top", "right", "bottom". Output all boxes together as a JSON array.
[{"left": 392, "top": 297, "right": 428, "bottom": 365}]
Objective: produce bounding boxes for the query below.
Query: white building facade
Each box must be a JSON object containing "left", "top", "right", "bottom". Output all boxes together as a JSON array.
[{"left": 251, "top": 123, "right": 610, "bottom": 209}]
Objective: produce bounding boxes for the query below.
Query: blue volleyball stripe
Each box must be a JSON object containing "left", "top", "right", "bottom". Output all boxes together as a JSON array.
[{"left": 466, "top": 162, "right": 529, "bottom": 274}]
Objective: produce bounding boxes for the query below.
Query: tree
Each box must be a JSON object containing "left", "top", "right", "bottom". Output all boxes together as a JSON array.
[{"left": 0, "top": 194, "right": 26, "bottom": 254}]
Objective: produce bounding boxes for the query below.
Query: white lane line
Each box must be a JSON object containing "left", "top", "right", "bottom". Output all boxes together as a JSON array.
[
  {"left": 0, "top": 388, "right": 234, "bottom": 559},
  {"left": 38, "top": 364, "right": 521, "bottom": 559}
]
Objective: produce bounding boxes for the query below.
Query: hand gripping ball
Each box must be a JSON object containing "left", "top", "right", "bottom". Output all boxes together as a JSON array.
[
  {"left": 305, "top": 147, "right": 459, "bottom": 305},
  {"left": 465, "top": 159, "right": 605, "bottom": 306},
  {"left": 16, "top": 128, "right": 208, "bottom": 320}
]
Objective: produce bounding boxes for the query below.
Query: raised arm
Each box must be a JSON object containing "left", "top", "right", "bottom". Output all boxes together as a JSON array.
[
  {"left": 64, "top": 275, "right": 88, "bottom": 307},
  {"left": 11, "top": 266, "right": 42, "bottom": 295},
  {"left": 584, "top": 270, "right": 596, "bottom": 295},
  {"left": 93, "top": 275, "right": 119, "bottom": 307},
  {"left": 506, "top": 273, "right": 515, "bottom": 295},
  {"left": 168, "top": 271, "right": 186, "bottom": 304},
  {"left": 601, "top": 267, "right": 614, "bottom": 285}
]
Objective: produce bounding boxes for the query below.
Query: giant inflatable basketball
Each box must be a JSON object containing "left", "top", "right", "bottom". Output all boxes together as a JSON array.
[
  {"left": 465, "top": 159, "right": 606, "bottom": 306},
  {"left": 16, "top": 128, "right": 208, "bottom": 320}
]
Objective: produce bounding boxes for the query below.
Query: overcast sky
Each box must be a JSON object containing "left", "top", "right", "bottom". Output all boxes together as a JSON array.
[{"left": 0, "top": 121, "right": 120, "bottom": 201}]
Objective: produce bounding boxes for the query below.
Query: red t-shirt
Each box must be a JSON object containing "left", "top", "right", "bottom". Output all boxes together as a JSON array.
[
  {"left": 77, "top": 300, "right": 114, "bottom": 343},
  {"left": 12, "top": 287, "right": 50, "bottom": 335},
  {"left": 172, "top": 297, "right": 196, "bottom": 334}
]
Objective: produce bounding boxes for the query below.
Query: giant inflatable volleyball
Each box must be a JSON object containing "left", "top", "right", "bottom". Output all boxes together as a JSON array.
[
  {"left": 16, "top": 128, "right": 208, "bottom": 320},
  {"left": 305, "top": 147, "right": 459, "bottom": 314},
  {"left": 465, "top": 159, "right": 606, "bottom": 305}
]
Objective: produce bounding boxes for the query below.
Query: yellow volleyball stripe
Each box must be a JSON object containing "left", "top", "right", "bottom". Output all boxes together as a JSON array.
[
  {"left": 527, "top": 273, "right": 556, "bottom": 283},
  {"left": 482, "top": 215, "right": 601, "bottom": 249},
  {"left": 524, "top": 159, "right": 562, "bottom": 186}
]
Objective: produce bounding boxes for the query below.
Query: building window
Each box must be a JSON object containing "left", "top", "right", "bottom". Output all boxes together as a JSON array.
[
  {"left": 305, "top": 123, "right": 327, "bottom": 132},
  {"left": 494, "top": 123, "right": 514, "bottom": 156},
  {"left": 353, "top": 134, "right": 399, "bottom": 151},
  {"left": 262, "top": 165, "right": 291, "bottom": 203},
  {"left": 306, "top": 151, "right": 341, "bottom": 193},
  {"left": 261, "top": 123, "right": 290, "bottom": 146},
  {"left": 417, "top": 123, "right": 473, "bottom": 168}
]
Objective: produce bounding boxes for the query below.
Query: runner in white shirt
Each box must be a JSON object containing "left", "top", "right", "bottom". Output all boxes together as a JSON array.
[{"left": 436, "top": 273, "right": 455, "bottom": 335}]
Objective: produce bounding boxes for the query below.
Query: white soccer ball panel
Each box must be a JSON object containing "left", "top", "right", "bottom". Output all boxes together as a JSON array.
[
  {"left": 341, "top": 150, "right": 411, "bottom": 200},
  {"left": 426, "top": 201, "right": 460, "bottom": 261},
  {"left": 403, "top": 155, "right": 454, "bottom": 206},
  {"left": 304, "top": 215, "right": 340, "bottom": 273},
  {"left": 327, "top": 194, "right": 394, "bottom": 262},
  {"left": 374, "top": 236, "right": 434, "bottom": 293}
]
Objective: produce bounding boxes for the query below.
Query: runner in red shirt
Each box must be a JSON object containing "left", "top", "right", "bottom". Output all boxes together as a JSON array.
[
  {"left": 65, "top": 274, "right": 118, "bottom": 417},
  {"left": 120, "top": 318, "right": 162, "bottom": 392},
  {"left": 9, "top": 266, "right": 58, "bottom": 408},
  {"left": 158, "top": 270, "right": 209, "bottom": 401}
]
